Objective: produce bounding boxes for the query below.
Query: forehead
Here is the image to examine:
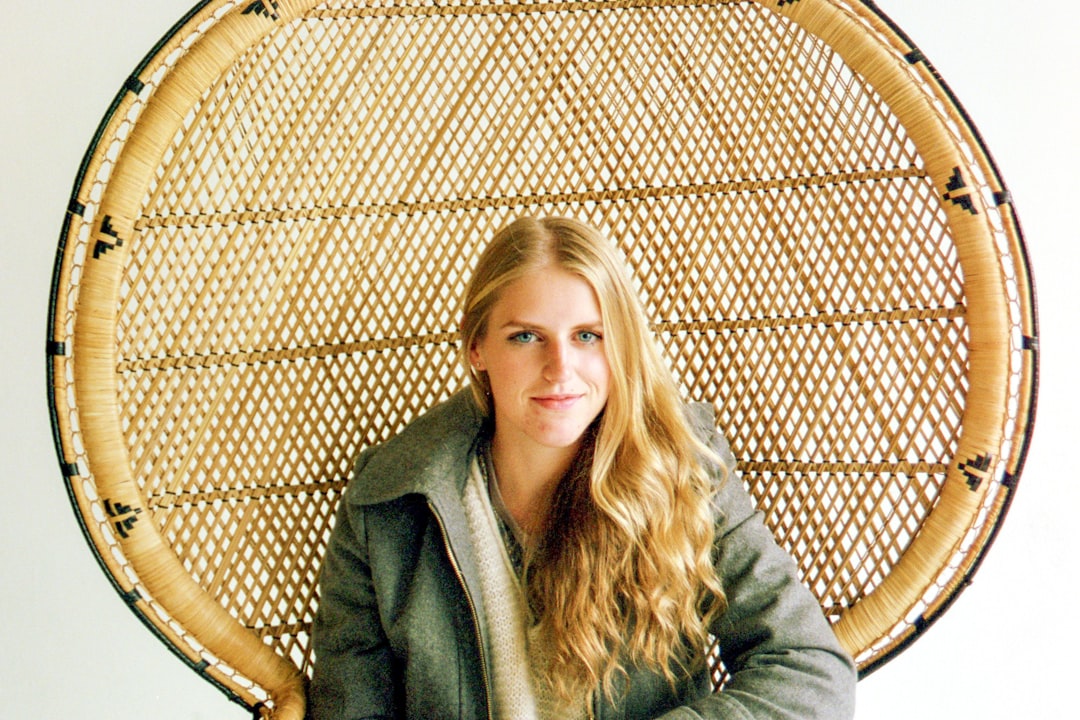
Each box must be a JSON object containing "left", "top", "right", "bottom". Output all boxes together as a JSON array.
[{"left": 490, "top": 265, "right": 602, "bottom": 324}]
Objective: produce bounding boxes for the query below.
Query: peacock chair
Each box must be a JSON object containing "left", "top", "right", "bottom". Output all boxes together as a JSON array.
[{"left": 47, "top": 0, "right": 1037, "bottom": 717}]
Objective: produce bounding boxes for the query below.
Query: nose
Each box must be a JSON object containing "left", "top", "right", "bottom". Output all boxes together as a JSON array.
[{"left": 543, "top": 339, "right": 573, "bottom": 382}]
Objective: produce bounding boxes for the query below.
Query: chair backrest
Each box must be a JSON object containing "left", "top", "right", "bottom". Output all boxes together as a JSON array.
[{"left": 47, "top": 0, "right": 1037, "bottom": 717}]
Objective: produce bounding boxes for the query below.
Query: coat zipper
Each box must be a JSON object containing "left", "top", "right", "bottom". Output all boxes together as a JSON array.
[{"left": 427, "top": 499, "right": 494, "bottom": 720}]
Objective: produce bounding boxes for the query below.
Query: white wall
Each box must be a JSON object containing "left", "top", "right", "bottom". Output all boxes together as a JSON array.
[{"left": 2, "top": 1, "right": 1074, "bottom": 717}]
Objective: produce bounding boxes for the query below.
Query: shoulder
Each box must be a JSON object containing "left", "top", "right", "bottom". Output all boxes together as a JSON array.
[
  {"left": 681, "top": 400, "right": 753, "bottom": 534},
  {"left": 684, "top": 400, "right": 738, "bottom": 476},
  {"left": 345, "top": 389, "right": 485, "bottom": 505}
]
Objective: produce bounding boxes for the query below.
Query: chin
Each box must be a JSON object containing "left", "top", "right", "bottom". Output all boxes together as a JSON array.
[{"left": 532, "top": 424, "right": 592, "bottom": 450}]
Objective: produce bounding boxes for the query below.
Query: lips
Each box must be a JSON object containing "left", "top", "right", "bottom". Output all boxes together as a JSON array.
[{"left": 531, "top": 394, "right": 583, "bottom": 410}]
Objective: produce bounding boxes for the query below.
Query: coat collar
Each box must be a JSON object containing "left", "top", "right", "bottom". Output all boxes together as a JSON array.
[
  {"left": 344, "top": 389, "right": 486, "bottom": 508},
  {"left": 344, "top": 388, "right": 722, "bottom": 507}
]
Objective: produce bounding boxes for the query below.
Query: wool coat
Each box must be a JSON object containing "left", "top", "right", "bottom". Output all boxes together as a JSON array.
[{"left": 309, "top": 390, "right": 856, "bottom": 719}]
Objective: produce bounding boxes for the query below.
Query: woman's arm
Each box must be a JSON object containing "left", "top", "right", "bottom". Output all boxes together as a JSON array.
[
  {"left": 660, "top": 433, "right": 857, "bottom": 719},
  {"left": 309, "top": 454, "right": 400, "bottom": 720}
]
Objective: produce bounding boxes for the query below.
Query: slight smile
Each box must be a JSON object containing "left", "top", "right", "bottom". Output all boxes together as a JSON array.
[{"left": 531, "top": 394, "right": 584, "bottom": 410}]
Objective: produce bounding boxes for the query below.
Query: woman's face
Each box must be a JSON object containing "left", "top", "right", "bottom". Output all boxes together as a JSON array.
[{"left": 469, "top": 263, "right": 611, "bottom": 457}]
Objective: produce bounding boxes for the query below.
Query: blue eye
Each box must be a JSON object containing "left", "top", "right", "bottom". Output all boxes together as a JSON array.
[
  {"left": 509, "top": 331, "right": 538, "bottom": 344},
  {"left": 577, "top": 330, "right": 602, "bottom": 343}
]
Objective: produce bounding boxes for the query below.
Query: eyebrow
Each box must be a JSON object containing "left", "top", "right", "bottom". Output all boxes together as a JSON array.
[{"left": 497, "top": 318, "right": 604, "bottom": 331}]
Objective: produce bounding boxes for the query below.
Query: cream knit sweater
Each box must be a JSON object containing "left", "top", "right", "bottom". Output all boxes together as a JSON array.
[{"left": 462, "top": 457, "right": 586, "bottom": 719}]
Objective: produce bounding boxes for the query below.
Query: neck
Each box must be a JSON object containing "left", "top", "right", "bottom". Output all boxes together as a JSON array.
[{"left": 489, "top": 435, "right": 576, "bottom": 536}]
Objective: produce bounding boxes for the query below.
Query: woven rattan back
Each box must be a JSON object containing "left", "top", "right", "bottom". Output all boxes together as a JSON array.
[{"left": 48, "top": 1, "right": 1037, "bottom": 717}]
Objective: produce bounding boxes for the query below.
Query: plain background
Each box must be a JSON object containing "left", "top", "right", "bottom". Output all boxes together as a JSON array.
[{"left": 2, "top": 1, "right": 1075, "bottom": 717}]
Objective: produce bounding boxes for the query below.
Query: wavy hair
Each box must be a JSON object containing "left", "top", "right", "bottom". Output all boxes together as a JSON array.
[{"left": 459, "top": 216, "right": 727, "bottom": 706}]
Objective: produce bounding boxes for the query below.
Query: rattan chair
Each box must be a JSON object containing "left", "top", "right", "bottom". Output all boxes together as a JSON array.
[{"left": 47, "top": 0, "right": 1037, "bottom": 717}]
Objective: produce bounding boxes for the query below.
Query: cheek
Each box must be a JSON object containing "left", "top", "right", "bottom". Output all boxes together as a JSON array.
[
  {"left": 586, "top": 350, "right": 612, "bottom": 383},
  {"left": 484, "top": 351, "right": 529, "bottom": 391}
]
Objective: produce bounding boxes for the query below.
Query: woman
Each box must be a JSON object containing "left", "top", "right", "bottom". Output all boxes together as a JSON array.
[{"left": 310, "top": 217, "right": 856, "bottom": 719}]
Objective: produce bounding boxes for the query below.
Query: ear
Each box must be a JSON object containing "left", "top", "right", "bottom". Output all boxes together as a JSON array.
[{"left": 469, "top": 344, "right": 485, "bottom": 371}]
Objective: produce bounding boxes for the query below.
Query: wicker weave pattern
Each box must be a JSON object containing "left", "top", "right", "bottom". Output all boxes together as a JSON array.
[{"left": 48, "top": 0, "right": 1036, "bottom": 716}]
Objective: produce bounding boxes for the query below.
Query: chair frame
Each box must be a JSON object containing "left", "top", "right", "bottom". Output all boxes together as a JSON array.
[{"left": 47, "top": 1, "right": 1038, "bottom": 717}]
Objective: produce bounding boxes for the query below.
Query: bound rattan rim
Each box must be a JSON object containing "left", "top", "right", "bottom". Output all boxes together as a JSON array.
[
  {"left": 838, "top": 6, "right": 1038, "bottom": 675},
  {"left": 47, "top": 0, "right": 1038, "bottom": 715},
  {"left": 48, "top": 2, "right": 312, "bottom": 715}
]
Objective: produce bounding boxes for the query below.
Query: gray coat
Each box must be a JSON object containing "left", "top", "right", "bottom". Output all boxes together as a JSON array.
[{"left": 310, "top": 391, "right": 856, "bottom": 719}]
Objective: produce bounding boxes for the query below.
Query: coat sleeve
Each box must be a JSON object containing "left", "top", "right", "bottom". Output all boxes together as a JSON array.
[
  {"left": 658, "top": 432, "right": 857, "bottom": 720},
  {"left": 308, "top": 451, "right": 400, "bottom": 720}
]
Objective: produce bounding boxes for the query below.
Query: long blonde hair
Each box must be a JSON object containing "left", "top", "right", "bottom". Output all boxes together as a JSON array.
[{"left": 460, "top": 216, "right": 727, "bottom": 704}]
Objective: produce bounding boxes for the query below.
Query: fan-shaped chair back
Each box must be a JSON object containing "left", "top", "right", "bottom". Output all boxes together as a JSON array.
[{"left": 48, "top": 0, "right": 1037, "bottom": 717}]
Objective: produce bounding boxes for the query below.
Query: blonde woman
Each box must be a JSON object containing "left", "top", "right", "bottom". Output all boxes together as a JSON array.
[{"left": 311, "top": 217, "right": 856, "bottom": 719}]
